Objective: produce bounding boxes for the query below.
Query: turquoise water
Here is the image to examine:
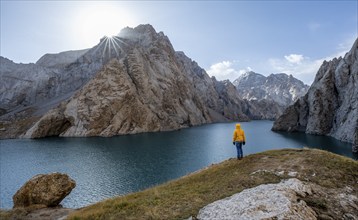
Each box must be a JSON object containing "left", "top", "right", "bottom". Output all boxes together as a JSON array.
[{"left": 0, "top": 121, "right": 355, "bottom": 209}]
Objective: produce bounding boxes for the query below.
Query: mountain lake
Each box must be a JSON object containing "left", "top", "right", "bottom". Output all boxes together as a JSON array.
[{"left": 0, "top": 120, "right": 356, "bottom": 209}]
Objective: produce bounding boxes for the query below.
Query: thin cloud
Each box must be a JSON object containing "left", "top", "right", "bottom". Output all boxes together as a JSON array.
[
  {"left": 207, "top": 37, "right": 357, "bottom": 85},
  {"left": 308, "top": 22, "right": 321, "bottom": 32},
  {"left": 268, "top": 57, "right": 322, "bottom": 85},
  {"left": 284, "top": 54, "right": 304, "bottom": 64}
]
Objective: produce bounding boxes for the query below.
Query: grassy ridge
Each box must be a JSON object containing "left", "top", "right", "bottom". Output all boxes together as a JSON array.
[{"left": 67, "top": 148, "right": 358, "bottom": 220}]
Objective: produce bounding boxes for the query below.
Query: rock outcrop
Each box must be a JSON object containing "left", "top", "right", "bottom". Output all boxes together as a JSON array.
[
  {"left": 22, "top": 25, "right": 253, "bottom": 138},
  {"left": 13, "top": 173, "right": 76, "bottom": 208},
  {"left": 233, "top": 71, "right": 309, "bottom": 119},
  {"left": 192, "top": 178, "right": 317, "bottom": 220},
  {"left": 273, "top": 38, "right": 358, "bottom": 150}
]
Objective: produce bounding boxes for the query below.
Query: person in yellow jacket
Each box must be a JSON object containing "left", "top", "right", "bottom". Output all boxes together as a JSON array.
[{"left": 232, "top": 123, "right": 246, "bottom": 159}]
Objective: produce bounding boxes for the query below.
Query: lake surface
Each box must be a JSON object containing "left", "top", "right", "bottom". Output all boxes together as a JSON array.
[{"left": 0, "top": 120, "right": 356, "bottom": 209}]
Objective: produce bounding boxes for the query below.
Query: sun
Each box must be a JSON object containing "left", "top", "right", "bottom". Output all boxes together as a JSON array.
[{"left": 73, "top": 4, "right": 135, "bottom": 47}]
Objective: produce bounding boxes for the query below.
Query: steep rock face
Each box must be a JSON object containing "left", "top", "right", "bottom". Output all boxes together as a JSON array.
[
  {"left": 233, "top": 71, "right": 309, "bottom": 107},
  {"left": 211, "top": 79, "right": 249, "bottom": 121},
  {"left": 0, "top": 57, "right": 60, "bottom": 113},
  {"left": 273, "top": 38, "right": 358, "bottom": 147},
  {"left": 13, "top": 173, "right": 75, "bottom": 208},
  {"left": 23, "top": 25, "right": 251, "bottom": 138}
]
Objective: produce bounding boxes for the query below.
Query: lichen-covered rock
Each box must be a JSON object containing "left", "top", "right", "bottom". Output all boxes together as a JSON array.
[
  {"left": 192, "top": 178, "right": 317, "bottom": 220},
  {"left": 273, "top": 38, "right": 358, "bottom": 151},
  {"left": 13, "top": 173, "right": 76, "bottom": 208}
]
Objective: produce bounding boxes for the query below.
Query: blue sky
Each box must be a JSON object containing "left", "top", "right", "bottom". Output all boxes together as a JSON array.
[{"left": 1, "top": 1, "right": 357, "bottom": 84}]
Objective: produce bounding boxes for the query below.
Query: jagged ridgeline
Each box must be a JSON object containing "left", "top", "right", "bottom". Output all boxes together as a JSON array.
[
  {"left": 272, "top": 38, "right": 358, "bottom": 152},
  {"left": 1, "top": 24, "right": 270, "bottom": 138},
  {"left": 233, "top": 71, "right": 309, "bottom": 120}
]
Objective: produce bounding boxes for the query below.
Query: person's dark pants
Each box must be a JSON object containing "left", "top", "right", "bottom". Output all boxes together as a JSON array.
[{"left": 235, "top": 142, "right": 243, "bottom": 158}]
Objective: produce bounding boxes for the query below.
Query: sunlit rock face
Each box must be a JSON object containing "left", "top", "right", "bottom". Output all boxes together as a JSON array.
[
  {"left": 23, "top": 24, "right": 253, "bottom": 138},
  {"left": 233, "top": 72, "right": 309, "bottom": 119},
  {"left": 273, "top": 38, "right": 358, "bottom": 150}
]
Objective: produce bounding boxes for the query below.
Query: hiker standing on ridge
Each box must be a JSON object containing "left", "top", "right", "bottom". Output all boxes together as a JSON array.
[{"left": 233, "top": 123, "right": 246, "bottom": 160}]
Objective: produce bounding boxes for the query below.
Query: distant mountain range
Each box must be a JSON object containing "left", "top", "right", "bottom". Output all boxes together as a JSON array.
[{"left": 233, "top": 71, "right": 309, "bottom": 107}]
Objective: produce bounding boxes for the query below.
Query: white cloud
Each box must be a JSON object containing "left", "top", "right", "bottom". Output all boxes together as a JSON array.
[
  {"left": 206, "top": 61, "right": 254, "bottom": 81},
  {"left": 267, "top": 36, "right": 356, "bottom": 85},
  {"left": 207, "top": 37, "right": 356, "bottom": 85},
  {"left": 206, "top": 61, "right": 239, "bottom": 81},
  {"left": 268, "top": 56, "right": 322, "bottom": 85},
  {"left": 284, "top": 54, "right": 304, "bottom": 64},
  {"left": 335, "top": 35, "right": 356, "bottom": 56}
]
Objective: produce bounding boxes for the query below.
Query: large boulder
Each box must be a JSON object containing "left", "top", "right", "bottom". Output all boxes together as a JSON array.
[
  {"left": 192, "top": 178, "right": 317, "bottom": 220},
  {"left": 13, "top": 173, "right": 76, "bottom": 208}
]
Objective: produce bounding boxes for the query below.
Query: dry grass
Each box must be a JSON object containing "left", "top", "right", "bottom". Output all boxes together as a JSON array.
[{"left": 66, "top": 148, "right": 358, "bottom": 220}]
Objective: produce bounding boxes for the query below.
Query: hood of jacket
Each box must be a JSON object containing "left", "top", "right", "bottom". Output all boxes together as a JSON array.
[{"left": 236, "top": 123, "right": 241, "bottom": 129}]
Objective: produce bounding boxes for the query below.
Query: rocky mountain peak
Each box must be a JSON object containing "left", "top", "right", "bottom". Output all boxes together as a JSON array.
[
  {"left": 233, "top": 71, "right": 265, "bottom": 85},
  {"left": 117, "top": 24, "right": 171, "bottom": 48}
]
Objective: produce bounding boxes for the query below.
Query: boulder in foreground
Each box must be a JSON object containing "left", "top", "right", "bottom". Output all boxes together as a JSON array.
[
  {"left": 192, "top": 178, "right": 317, "bottom": 219},
  {"left": 13, "top": 173, "right": 75, "bottom": 208}
]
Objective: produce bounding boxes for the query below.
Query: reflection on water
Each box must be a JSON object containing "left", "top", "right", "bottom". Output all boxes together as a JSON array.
[{"left": 0, "top": 121, "right": 356, "bottom": 209}]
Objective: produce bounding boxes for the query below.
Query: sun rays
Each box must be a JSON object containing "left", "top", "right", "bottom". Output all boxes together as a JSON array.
[{"left": 92, "top": 35, "right": 129, "bottom": 61}]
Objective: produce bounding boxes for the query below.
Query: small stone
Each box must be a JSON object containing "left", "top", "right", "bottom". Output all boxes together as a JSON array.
[{"left": 288, "top": 171, "right": 298, "bottom": 177}]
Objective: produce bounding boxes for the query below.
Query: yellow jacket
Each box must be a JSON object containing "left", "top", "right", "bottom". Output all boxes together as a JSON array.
[{"left": 233, "top": 123, "right": 245, "bottom": 142}]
